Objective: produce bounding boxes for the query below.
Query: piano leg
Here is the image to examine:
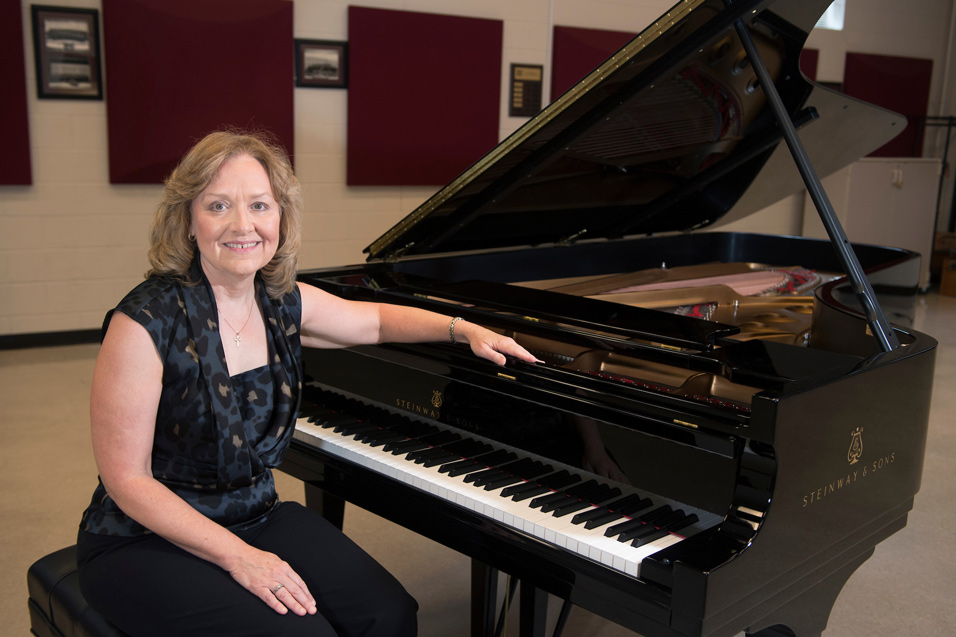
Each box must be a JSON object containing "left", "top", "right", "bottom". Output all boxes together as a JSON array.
[
  {"left": 304, "top": 482, "right": 346, "bottom": 530},
  {"left": 471, "top": 561, "right": 498, "bottom": 637},
  {"left": 519, "top": 580, "right": 548, "bottom": 637}
]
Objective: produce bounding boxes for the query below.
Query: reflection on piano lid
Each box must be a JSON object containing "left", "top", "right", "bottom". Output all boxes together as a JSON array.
[{"left": 283, "top": 1, "right": 938, "bottom": 636}]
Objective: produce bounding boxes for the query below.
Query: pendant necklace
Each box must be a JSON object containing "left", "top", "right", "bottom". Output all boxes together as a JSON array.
[{"left": 218, "top": 299, "right": 255, "bottom": 347}]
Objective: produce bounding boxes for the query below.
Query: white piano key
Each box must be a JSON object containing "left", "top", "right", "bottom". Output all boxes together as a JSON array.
[{"left": 294, "top": 415, "right": 718, "bottom": 579}]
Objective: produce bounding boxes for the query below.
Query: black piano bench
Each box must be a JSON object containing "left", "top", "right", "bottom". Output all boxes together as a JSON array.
[{"left": 27, "top": 545, "right": 128, "bottom": 637}]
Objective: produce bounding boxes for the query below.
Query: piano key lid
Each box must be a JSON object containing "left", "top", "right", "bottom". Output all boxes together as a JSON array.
[{"left": 364, "top": 0, "right": 906, "bottom": 262}]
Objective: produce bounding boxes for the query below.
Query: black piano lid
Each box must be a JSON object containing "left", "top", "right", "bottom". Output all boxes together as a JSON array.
[{"left": 364, "top": 0, "right": 906, "bottom": 261}]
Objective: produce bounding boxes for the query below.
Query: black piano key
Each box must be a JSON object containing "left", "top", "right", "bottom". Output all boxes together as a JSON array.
[
  {"left": 440, "top": 448, "right": 516, "bottom": 477},
  {"left": 304, "top": 408, "right": 342, "bottom": 425},
  {"left": 543, "top": 472, "right": 583, "bottom": 489},
  {"left": 408, "top": 437, "right": 486, "bottom": 464},
  {"left": 508, "top": 471, "right": 579, "bottom": 501},
  {"left": 482, "top": 474, "right": 525, "bottom": 491},
  {"left": 604, "top": 505, "right": 672, "bottom": 538},
  {"left": 630, "top": 512, "right": 698, "bottom": 547},
  {"left": 581, "top": 510, "right": 625, "bottom": 530},
  {"left": 332, "top": 419, "right": 370, "bottom": 433},
  {"left": 421, "top": 452, "right": 466, "bottom": 468},
  {"left": 612, "top": 522, "right": 651, "bottom": 542},
  {"left": 379, "top": 425, "right": 439, "bottom": 449},
  {"left": 664, "top": 513, "right": 699, "bottom": 535},
  {"left": 586, "top": 484, "right": 622, "bottom": 505},
  {"left": 569, "top": 493, "right": 643, "bottom": 524},
  {"left": 537, "top": 480, "right": 601, "bottom": 512},
  {"left": 356, "top": 421, "right": 406, "bottom": 444},
  {"left": 503, "top": 459, "right": 545, "bottom": 479},
  {"left": 386, "top": 440, "right": 431, "bottom": 455},
  {"left": 551, "top": 500, "right": 594, "bottom": 517},
  {"left": 530, "top": 491, "right": 571, "bottom": 510},
  {"left": 572, "top": 506, "right": 621, "bottom": 525},
  {"left": 464, "top": 467, "right": 502, "bottom": 484},
  {"left": 344, "top": 423, "right": 382, "bottom": 438},
  {"left": 426, "top": 443, "right": 493, "bottom": 468},
  {"left": 540, "top": 499, "right": 577, "bottom": 514},
  {"left": 470, "top": 458, "right": 534, "bottom": 487},
  {"left": 618, "top": 510, "right": 685, "bottom": 543},
  {"left": 361, "top": 431, "right": 408, "bottom": 447},
  {"left": 439, "top": 459, "right": 483, "bottom": 476},
  {"left": 604, "top": 493, "right": 648, "bottom": 512},
  {"left": 488, "top": 463, "right": 551, "bottom": 492},
  {"left": 573, "top": 495, "right": 653, "bottom": 530},
  {"left": 329, "top": 418, "right": 365, "bottom": 431},
  {"left": 407, "top": 444, "right": 459, "bottom": 463},
  {"left": 506, "top": 484, "right": 552, "bottom": 501},
  {"left": 549, "top": 483, "right": 620, "bottom": 518},
  {"left": 412, "top": 449, "right": 461, "bottom": 465},
  {"left": 630, "top": 527, "right": 670, "bottom": 546},
  {"left": 384, "top": 430, "right": 457, "bottom": 455},
  {"left": 618, "top": 497, "right": 654, "bottom": 516},
  {"left": 422, "top": 454, "right": 474, "bottom": 468},
  {"left": 565, "top": 479, "right": 601, "bottom": 497}
]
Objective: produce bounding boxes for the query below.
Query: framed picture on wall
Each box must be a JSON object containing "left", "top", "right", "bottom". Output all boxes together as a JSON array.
[
  {"left": 31, "top": 5, "right": 103, "bottom": 100},
  {"left": 295, "top": 39, "right": 348, "bottom": 88}
]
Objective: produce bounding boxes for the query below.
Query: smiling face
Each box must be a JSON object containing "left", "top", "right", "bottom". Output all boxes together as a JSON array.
[{"left": 190, "top": 153, "right": 281, "bottom": 286}]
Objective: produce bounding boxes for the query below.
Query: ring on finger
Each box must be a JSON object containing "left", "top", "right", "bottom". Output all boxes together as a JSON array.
[{"left": 273, "top": 583, "right": 285, "bottom": 595}]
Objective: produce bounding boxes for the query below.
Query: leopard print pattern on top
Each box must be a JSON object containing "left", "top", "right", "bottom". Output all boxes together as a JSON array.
[{"left": 80, "top": 259, "right": 302, "bottom": 536}]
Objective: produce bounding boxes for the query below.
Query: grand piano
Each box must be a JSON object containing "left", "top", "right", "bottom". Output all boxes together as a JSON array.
[{"left": 279, "top": 0, "right": 938, "bottom": 635}]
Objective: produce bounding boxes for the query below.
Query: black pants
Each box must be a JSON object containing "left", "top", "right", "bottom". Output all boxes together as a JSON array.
[{"left": 77, "top": 502, "right": 418, "bottom": 636}]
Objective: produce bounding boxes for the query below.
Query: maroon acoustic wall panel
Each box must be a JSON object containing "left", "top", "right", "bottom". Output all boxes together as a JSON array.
[
  {"left": 2, "top": 0, "right": 32, "bottom": 185},
  {"left": 800, "top": 48, "right": 819, "bottom": 82},
  {"left": 102, "top": 0, "right": 293, "bottom": 183},
  {"left": 347, "top": 7, "right": 502, "bottom": 186},
  {"left": 843, "top": 52, "right": 933, "bottom": 158},
  {"left": 550, "top": 26, "right": 636, "bottom": 102}
]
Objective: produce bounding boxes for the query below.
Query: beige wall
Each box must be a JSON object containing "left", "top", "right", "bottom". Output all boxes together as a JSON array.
[{"left": 3, "top": 0, "right": 955, "bottom": 337}]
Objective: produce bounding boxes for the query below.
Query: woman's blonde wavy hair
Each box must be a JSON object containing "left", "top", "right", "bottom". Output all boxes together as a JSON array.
[{"left": 146, "top": 129, "right": 302, "bottom": 299}]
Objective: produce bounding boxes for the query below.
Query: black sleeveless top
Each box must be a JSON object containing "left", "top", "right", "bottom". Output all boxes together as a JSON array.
[{"left": 79, "top": 261, "right": 303, "bottom": 536}]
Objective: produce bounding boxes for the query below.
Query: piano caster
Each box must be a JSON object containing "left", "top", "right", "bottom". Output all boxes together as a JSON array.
[{"left": 746, "top": 628, "right": 799, "bottom": 637}]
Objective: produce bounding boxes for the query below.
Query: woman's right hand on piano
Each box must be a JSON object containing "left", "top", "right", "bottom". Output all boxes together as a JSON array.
[{"left": 455, "top": 320, "right": 542, "bottom": 366}]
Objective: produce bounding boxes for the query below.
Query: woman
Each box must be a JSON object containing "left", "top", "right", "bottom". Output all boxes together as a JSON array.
[{"left": 76, "top": 130, "right": 538, "bottom": 636}]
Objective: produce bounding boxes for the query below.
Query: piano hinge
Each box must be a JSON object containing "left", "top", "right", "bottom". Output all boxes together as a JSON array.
[
  {"left": 384, "top": 242, "right": 415, "bottom": 262},
  {"left": 557, "top": 229, "right": 587, "bottom": 246},
  {"left": 673, "top": 419, "right": 699, "bottom": 429},
  {"left": 497, "top": 373, "right": 517, "bottom": 381},
  {"left": 522, "top": 316, "right": 540, "bottom": 323}
]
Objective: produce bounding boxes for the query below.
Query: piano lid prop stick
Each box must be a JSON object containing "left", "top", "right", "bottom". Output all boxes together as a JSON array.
[{"left": 732, "top": 16, "right": 901, "bottom": 352}]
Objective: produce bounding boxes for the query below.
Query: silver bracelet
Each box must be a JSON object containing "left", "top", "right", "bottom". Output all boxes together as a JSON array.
[{"left": 449, "top": 317, "right": 464, "bottom": 344}]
